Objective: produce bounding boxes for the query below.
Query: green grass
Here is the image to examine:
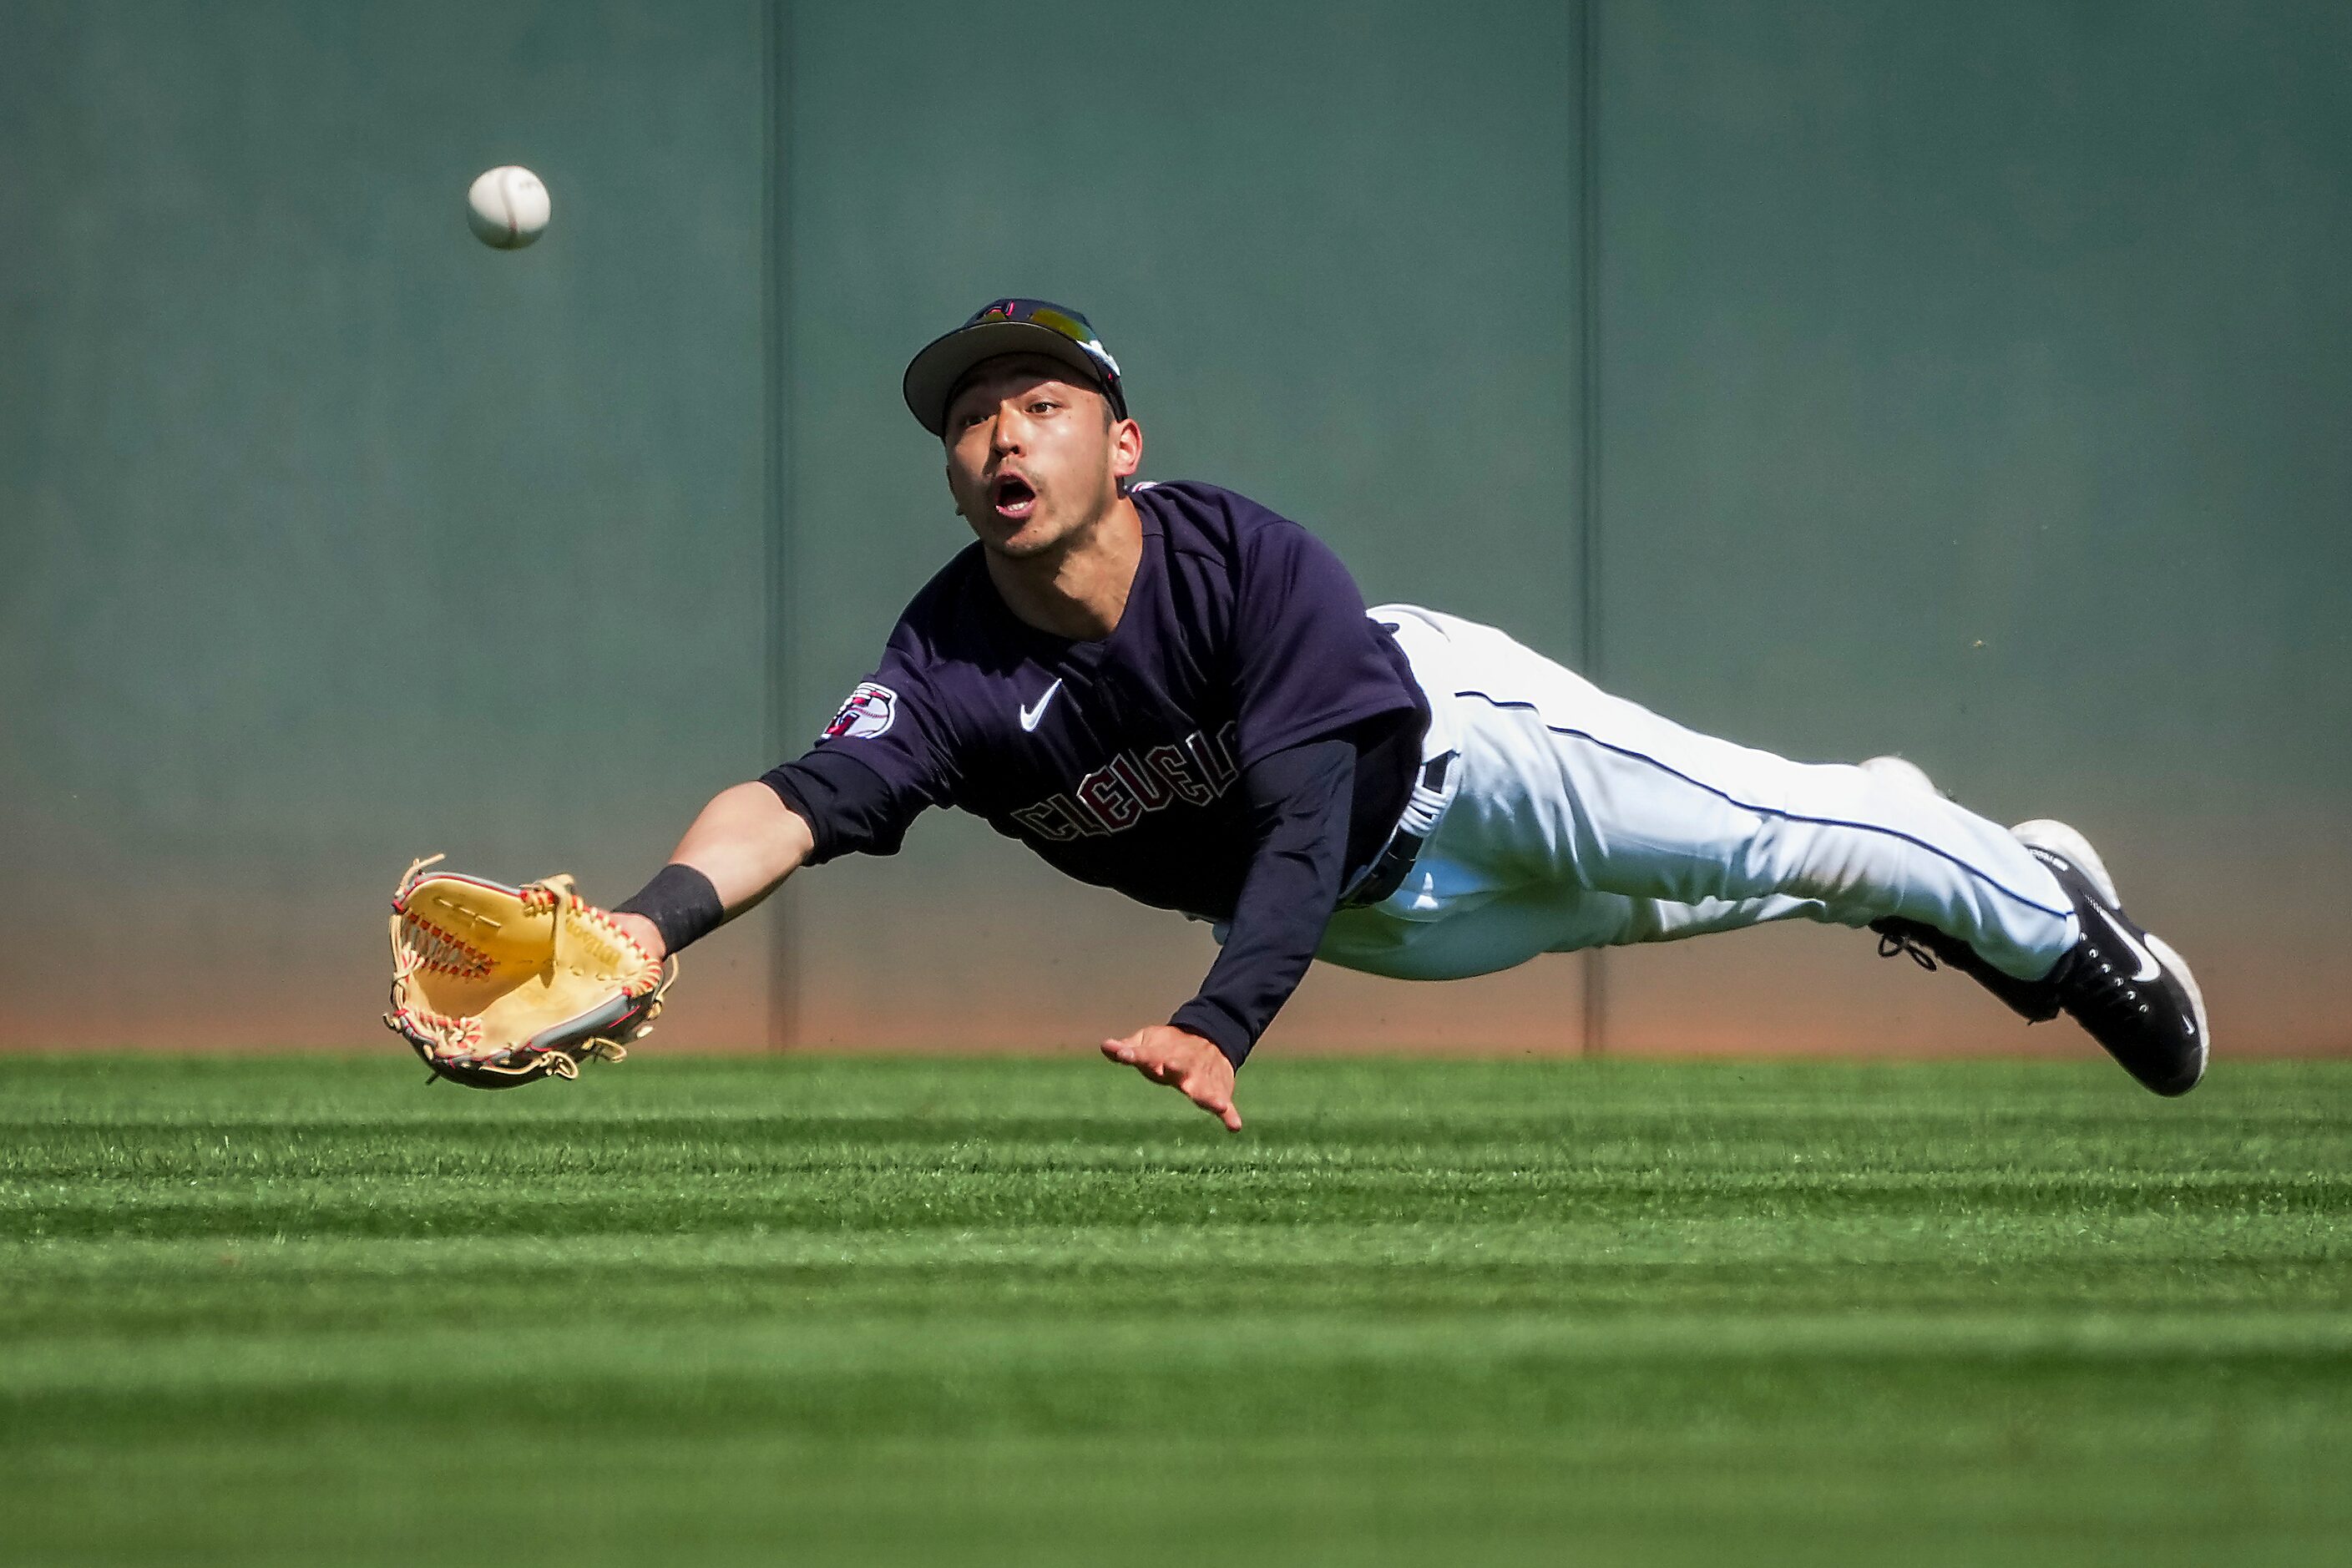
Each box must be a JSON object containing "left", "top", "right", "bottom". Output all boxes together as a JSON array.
[{"left": 3, "top": 1055, "right": 2348, "bottom": 1566}]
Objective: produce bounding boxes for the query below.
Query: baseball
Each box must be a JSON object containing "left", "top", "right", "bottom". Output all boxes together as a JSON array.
[{"left": 466, "top": 165, "right": 550, "bottom": 250}]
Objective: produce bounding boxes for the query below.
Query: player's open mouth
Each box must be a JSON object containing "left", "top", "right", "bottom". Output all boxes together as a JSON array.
[{"left": 991, "top": 473, "right": 1038, "bottom": 521}]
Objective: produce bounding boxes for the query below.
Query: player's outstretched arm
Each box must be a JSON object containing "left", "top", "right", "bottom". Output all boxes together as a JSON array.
[
  {"left": 610, "top": 781, "right": 816, "bottom": 960},
  {"left": 1099, "top": 737, "right": 1358, "bottom": 1133}
]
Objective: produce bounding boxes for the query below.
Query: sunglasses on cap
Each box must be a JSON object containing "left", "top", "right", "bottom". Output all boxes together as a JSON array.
[{"left": 903, "top": 298, "right": 1128, "bottom": 435}]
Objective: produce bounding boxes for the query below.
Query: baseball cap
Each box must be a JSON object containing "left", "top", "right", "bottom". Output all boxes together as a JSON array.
[{"left": 902, "top": 298, "right": 1127, "bottom": 437}]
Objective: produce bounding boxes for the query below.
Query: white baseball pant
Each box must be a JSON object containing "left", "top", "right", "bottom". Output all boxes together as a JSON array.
[{"left": 1314, "top": 605, "right": 2079, "bottom": 984}]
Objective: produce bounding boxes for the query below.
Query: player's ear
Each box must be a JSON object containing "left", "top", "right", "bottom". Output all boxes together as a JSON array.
[{"left": 1110, "top": 416, "right": 1142, "bottom": 483}]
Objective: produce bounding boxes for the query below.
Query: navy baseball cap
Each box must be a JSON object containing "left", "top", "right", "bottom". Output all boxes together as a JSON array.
[{"left": 902, "top": 298, "right": 1127, "bottom": 436}]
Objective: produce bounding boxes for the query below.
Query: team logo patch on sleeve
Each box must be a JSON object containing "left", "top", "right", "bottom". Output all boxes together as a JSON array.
[{"left": 822, "top": 682, "right": 898, "bottom": 741}]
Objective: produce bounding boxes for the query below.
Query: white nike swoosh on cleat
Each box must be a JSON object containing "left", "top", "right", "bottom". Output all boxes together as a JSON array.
[
  {"left": 2084, "top": 901, "right": 2162, "bottom": 984},
  {"left": 1019, "top": 678, "right": 1064, "bottom": 733}
]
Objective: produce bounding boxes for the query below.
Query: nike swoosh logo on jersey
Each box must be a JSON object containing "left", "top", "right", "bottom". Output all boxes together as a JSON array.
[
  {"left": 2085, "top": 900, "right": 2161, "bottom": 984},
  {"left": 1019, "top": 678, "right": 1065, "bottom": 733}
]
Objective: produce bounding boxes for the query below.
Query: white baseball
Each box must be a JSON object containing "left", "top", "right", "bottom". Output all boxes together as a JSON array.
[{"left": 466, "top": 165, "right": 551, "bottom": 250}]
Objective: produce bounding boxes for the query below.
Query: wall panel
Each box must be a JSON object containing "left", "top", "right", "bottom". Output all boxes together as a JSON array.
[
  {"left": 1591, "top": 0, "right": 2352, "bottom": 1054},
  {"left": 781, "top": 0, "right": 1589, "bottom": 1051},
  {"left": 0, "top": 1, "right": 772, "bottom": 1048}
]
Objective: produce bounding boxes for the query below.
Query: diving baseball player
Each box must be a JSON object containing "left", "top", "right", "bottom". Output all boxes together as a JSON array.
[{"left": 605, "top": 299, "right": 2208, "bottom": 1130}]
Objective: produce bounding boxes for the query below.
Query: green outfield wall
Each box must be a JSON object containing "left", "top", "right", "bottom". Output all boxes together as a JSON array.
[{"left": 3, "top": 1, "right": 2346, "bottom": 1056}]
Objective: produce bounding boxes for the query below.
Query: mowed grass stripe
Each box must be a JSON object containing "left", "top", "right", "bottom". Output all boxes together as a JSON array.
[{"left": 11, "top": 1434, "right": 2342, "bottom": 1568}]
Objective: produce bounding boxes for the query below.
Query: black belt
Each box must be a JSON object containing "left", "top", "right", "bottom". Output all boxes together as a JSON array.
[{"left": 1340, "top": 751, "right": 1455, "bottom": 909}]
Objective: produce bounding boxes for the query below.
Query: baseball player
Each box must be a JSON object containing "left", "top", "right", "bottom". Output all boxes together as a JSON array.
[{"left": 604, "top": 299, "right": 2208, "bottom": 1130}]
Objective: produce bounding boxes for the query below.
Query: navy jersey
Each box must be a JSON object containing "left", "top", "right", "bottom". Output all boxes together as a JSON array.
[{"left": 767, "top": 481, "right": 1424, "bottom": 922}]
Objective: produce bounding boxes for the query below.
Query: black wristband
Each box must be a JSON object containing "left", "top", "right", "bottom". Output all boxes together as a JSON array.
[{"left": 614, "top": 863, "right": 726, "bottom": 956}]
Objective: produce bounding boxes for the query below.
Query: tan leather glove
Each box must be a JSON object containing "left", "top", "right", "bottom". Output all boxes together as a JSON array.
[{"left": 383, "top": 856, "right": 675, "bottom": 1089}]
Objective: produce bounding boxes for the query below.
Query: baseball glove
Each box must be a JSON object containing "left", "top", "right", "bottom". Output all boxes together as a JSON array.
[{"left": 384, "top": 855, "right": 675, "bottom": 1089}]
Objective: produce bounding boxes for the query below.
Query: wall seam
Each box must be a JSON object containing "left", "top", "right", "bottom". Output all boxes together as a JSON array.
[
  {"left": 761, "top": 0, "right": 797, "bottom": 1052},
  {"left": 1576, "top": 0, "right": 1607, "bottom": 1059}
]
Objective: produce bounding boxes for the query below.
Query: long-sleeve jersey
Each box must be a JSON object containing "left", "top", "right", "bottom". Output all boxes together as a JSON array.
[{"left": 759, "top": 479, "right": 1426, "bottom": 1065}]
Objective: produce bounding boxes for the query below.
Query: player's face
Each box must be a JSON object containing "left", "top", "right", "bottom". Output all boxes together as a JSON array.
[{"left": 943, "top": 356, "right": 1141, "bottom": 559}]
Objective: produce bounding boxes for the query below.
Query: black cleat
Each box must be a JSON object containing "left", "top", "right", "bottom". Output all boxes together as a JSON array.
[
  {"left": 1857, "top": 759, "right": 2208, "bottom": 1096},
  {"left": 2010, "top": 820, "right": 2208, "bottom": 1097}
]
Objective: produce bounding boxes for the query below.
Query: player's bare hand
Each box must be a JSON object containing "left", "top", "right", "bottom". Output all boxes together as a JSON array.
[{"left": 1100, "top": 1025, "right": 1243, "bottom": 1132}]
